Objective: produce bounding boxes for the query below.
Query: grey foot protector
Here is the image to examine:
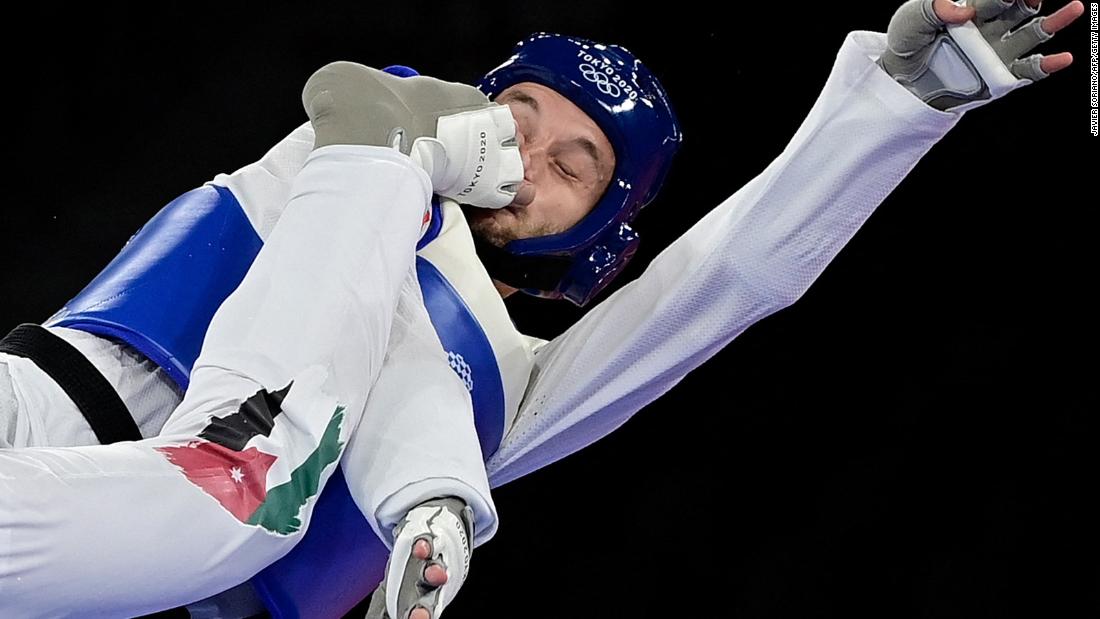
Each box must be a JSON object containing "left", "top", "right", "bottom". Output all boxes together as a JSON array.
[
  {"left": 299, "top": 60, "right": 523, "bottom": 209},
  {"left": 366, "top": 496, "right": 475, "bottom": 619},
  {"left": 876, "top": 0, "right": 1054, "bottom": 112},
  {"left": 302, "top": 61, "right": 491, "bottom": 153}
]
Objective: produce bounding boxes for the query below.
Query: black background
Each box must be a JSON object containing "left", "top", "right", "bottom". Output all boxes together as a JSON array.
[{"left": 0, "top": 2, "right": 1095, "bottom": 617}]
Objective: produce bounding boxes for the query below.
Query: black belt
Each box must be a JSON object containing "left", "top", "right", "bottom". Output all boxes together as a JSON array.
[
  {"left": 0, "top": 323, "right": 194, "bottom": 618},
  {"left": 0, "top": 323, "right": 277, "bottom": 618},
  {"left": 0, "top": 323, "right": 142, "bottom": 444}
]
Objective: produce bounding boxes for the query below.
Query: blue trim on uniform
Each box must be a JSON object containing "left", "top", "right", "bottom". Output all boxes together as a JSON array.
[
  {"left": 45, "top": 184, "right": 263, "bottom": 389},
  {"left": 415, "top": 256, "right": 506, "bottom": 459},
  {"left": 254, "top": 256, "right": 508, "bottom": 618},
  {"left": 48, "top": 178, "right": 507, "bottom": 617}
]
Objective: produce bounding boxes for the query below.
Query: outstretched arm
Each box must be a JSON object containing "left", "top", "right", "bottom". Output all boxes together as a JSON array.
[{"left": 485, "top": 3, "right": 1072, "bottom": 485}]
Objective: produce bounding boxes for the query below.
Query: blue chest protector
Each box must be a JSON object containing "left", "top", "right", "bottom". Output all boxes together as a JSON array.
[{"left": 44, "top": 183, "right": 507, "bottom": 618}]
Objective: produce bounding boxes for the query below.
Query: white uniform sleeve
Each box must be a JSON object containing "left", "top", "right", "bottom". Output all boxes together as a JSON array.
[{"left": 485, "top": 30, "right": 966, "bottom": 487}]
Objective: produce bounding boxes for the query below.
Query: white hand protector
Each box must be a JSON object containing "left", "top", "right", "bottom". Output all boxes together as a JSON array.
[
  {"left": 877, "top": 0, "right": 1058, "bottom": 112},
  {"left": 365, "top": 496, "right": 475, "bottom": 619},
  {"left": 303, "top": 61, "right": 523, "bottom": 209},
  {"left": 409, "top": 104, "right": 524, "bottom": 210}
]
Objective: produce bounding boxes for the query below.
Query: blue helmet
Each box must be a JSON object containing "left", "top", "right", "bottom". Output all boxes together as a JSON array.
[{"left": 472, "top": 33, "right": 683, "bottom": 307}]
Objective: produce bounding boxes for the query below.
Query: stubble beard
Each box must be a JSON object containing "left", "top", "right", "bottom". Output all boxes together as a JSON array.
[{"left": 462, "top": 204, "right": 562, "bottom": 249}]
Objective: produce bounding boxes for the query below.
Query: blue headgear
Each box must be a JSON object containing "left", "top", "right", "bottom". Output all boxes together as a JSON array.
[{"left": 472, "top": 33, "right": 683, "bottom": 307}]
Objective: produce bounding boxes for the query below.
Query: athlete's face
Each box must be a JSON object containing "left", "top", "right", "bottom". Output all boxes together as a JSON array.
[{"left": 463, "top": 82, "right": 616, "bottom": 251}]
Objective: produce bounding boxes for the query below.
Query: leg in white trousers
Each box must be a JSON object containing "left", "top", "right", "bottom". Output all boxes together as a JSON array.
[
  {"left": 0, "top": 143, "right": 494, "bottom": 617},
  {"left": 342, "top": 272, "right": 498, "bottom": 551}
]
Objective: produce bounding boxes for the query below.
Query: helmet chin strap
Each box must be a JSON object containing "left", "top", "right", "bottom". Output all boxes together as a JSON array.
[{"left": 468, "top": 232, "right": 573, "bottom": 295}]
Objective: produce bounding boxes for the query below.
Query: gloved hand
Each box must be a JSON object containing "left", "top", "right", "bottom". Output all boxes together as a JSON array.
[
  {"left": 876, "top": 0, "right": 1083, "bottom": 112},
  {"left": 365, "top": 496, "right": 475, "bottom": 619},
  {"left": 302, "top": 61, "right": 524, "bottom": 209}
]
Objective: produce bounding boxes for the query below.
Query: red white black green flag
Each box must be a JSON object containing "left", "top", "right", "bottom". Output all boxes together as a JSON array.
[{"left": 156, "top": 370, "right": 346, "bottom": 535}]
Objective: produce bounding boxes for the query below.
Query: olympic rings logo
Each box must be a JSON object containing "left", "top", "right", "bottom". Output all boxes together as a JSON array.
[{"left": 579, "top": 63, "right": 621, "bottom": 97}]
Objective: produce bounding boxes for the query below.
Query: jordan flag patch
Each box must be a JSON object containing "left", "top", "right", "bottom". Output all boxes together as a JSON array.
[{"left": 155, "top": 368, "right": 346, "bottom": 535}]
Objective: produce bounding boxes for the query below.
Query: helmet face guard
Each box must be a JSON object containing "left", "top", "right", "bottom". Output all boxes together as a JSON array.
[{"left": 475, "top": 33, "right": 683, "bottom": 307}]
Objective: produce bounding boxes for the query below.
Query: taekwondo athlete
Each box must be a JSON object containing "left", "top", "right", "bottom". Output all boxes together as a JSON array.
[
  {"left": 0, "top": 62, "right": 526, "bottom": 618},
  {"left": 1, "top": 0, "right": 1083, "bottom": 617}
]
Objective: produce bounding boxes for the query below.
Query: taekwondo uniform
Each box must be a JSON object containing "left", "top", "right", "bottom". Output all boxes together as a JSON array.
[{"left": 1, "top": 30, "right": 966, "bottom": 617}]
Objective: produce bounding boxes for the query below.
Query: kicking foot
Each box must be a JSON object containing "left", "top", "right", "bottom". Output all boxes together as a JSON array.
[{"left": 299, "top": 61, "right": 523, "bottom": 209}]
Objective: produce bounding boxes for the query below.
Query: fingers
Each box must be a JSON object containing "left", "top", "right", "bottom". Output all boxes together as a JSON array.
[
  {"left": 976, "top": 0, "right": 1041, "bottom": 40},
  {"left": 1019, "top": 2, "right": 1083, "bottom": 74},
  {"left": 999, "top": 15, "right": 1053, "bottom": 59},
  {"left": 978, "top": 0, "right": 1082, "bottom": 39},
  {"left": 423, "top": 563, "right": 449, "bottom": 587},
  {"left": 413, "top": 538, "right": 449, "bottom": 587},
  {"left": 390, "top": 534, "right": 445, "bottom": 619},
  {"left": 1039, "top": 51, "right": 1074, "bottom": 73},
  {"left": 998, "top": 1, "right": 1083, "bottom": 71},
  {"left": 1014, "top": 53, "right": 1072, "bottom": 81},
  {"left": 1040, "top": 0, "right": 1084, "bottom": 34},
  {"left": 933, "top": 0, "right": 977, "bottom": 23},
  {"left": 886, "top": 0, "right": 953, "bottom": 56},
  {"left": 999, "top": 0, "right": 1083, "bottom": 58},
  {"left": 386, "top": 499, "right": 473, "bottom": 619},
  {"left": 413, "top": 538, "right": 432, "bottom": 560}
]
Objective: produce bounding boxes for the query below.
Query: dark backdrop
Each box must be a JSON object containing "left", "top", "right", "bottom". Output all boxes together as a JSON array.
[{"left": 0, "top": 2, "right": 1094, "bottom": 618}]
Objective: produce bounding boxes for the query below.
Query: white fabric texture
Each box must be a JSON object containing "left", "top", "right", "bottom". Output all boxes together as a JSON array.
[
  {"left": 202, "top": 119, "right": 538, "bottom": 547},
  {"left": 0, "top": 25, "right": 971, "bottom": 614},
  {"left": 0, "top": 328, "right": 183, "bottom": 449},
  {"left": 209, "top": 120, "right": 317, "bottom": 241},
  {"left": 0, "top": 144, "right": 451, "bottom": 616},
  {"left": 0, "top": 357, "right": 23, "bottom": 448},
  {"left": 210, "top": 122, "right": 546, "bottom": 436},
  {"left": 0, "top": 128, "right": 508, "bottom": 549},
  {"left": 47, "top": 326, "right": 184, "bottom": 441},
  {"left": 342, "top": 255, "right": 499, "bottom": 549},
  {"left": 127, "top": 27, "right": 967, "bottom": 497},
  {"left": 207, "top": 126, "right": 508, "bottom": 549},
  {"left": 0, "top": 351, "right": 94, "bottom": 449},
  {"left": 483, "top": 29, "right": 965, "bottom": 486},
  {"left": 416, "top": 197, "right": 541, "bottom": 435},
  {"left": 0, "top": 114, "right": 314, "bottom": 451}
]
